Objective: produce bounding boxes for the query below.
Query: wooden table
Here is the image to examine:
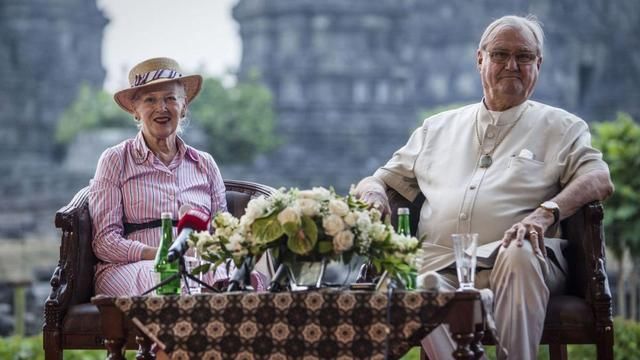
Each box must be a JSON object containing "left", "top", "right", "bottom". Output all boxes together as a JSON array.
[{"left": 92, "top": 289, "right": 489, "bottom": 360}]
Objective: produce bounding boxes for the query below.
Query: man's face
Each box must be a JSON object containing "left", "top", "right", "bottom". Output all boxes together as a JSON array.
[{"left": 477, "top": 26, "right": 542, "bottom": 111}]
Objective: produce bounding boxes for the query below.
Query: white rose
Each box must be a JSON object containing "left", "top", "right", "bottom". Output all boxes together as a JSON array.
[
  {"left": 297, "top": 198, "right": 320, "bottom": 217},
  {"left": 328, "top": 199, "right": 349, "bottom": 217},
  {"left": 356, "top": 212, "right": 372, "bottom": 232},
  {"left": 191, "top": 231, "right": 212, "bottom": 254},
  {"left": 297, "top": 190, "right": 316, "bottom": 199},
  {"left": 311, "top": 187, "right": 331, "bottom": 200},
  {"left": 323, "top": 214, "right": 345, "bottom": 236},
  {"left": 390, "top": 233, "right": 417, "bottom": 251},
  {"left": 333, "top": 230, "right": 354, "bottom": 252},
  {"left": 357, "top": 233, "right": 371, "bottom": 252},
  {"left": 277, "top": 206, "right": 301, "bottom": 225},
  {"left": 344, "top": 212, "right": 358, "bottom": 227},
  {"left": 225, "top": 233, "right": 244, "bottom": 252},
  {"left": 245, "top": 196, "right": 269, "bottom": 221},
  {"left": 369, "top": 223, "right": 388, "bottom": 243},
  {"left": 213, "top": 212, "right": 235, "bottom": 228}
]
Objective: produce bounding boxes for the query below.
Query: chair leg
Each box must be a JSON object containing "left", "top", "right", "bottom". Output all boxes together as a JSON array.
[
  {"left": 419, "top": 347, "right": 430, "bottom": 360},
  {"left": 549, "top": 344, "right": 567, "bottom": 360},
  {"left": 597, "top": 331, "right": 614, "bottom": 360},
  {"left": 43, "top": 331, "right": 63, "bottom": 360}
]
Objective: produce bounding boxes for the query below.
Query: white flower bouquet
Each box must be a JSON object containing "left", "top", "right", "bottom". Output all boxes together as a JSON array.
[{"left": 189, "top": 187, "right": 422, "bottom": 285}]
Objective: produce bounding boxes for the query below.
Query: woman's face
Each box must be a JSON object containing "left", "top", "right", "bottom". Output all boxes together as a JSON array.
[{"left": 132, "top": 81, "right": 187, "bottom": 141}]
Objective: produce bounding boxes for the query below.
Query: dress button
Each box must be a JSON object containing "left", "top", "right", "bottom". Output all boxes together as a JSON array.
[
  {"left": 487, "top": 131, "right": 495, "bottom": 138},
  {"left": 460, "top": 213, "right": 468, "bottom": 220},
  {"left": 169, "top": 195, "right": 175, "bottom": 201},
  {"left": 470, "top": 185, "right": 477, "bottom": 190}
]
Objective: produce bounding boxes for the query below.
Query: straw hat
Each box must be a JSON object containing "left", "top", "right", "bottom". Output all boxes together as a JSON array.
[{"left": 113, "top": 57, "right": 202, "bottom": 114}]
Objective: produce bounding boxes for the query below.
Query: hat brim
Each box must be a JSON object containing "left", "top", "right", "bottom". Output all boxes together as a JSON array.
[{"left": 113, "top": 74, "right": 202, "bottom": 114}]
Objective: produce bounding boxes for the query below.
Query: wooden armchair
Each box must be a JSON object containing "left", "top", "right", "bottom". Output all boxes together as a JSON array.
[
  {"left": 386, "top": 188, "right": 614, "bottom": 360},
  {"left": 43, "top": 180, "right": 275, "bottom": 360}
]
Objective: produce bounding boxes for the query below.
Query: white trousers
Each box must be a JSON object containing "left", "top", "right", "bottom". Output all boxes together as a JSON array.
[{"left": 421, "top": 241, "right": 567, "bottom": 360}]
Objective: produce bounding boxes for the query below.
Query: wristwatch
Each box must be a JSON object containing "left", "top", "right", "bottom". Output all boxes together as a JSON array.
[{"left": 539, "top": 201, "right": 560, "bottom": 225}]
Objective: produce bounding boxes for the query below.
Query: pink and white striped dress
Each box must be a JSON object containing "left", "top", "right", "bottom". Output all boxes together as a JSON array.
[{"left": 89, "top": 132, "right": 266, "bottom": 296}]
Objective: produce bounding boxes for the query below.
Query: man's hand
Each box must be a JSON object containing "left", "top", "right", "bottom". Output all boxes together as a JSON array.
[
  {"left": 500, "top": 208, "right": 555, "bottom": 256},
  {"left": 353, "top": 176, "right": 391, "bottom": 218},
  {"left": 360, "top": 190, "right": 392, "bottom": 218}
]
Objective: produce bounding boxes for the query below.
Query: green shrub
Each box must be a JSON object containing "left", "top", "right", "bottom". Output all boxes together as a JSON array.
[
  {"left": 3, "top": 317, "right": 639, "bottom": 360},
  {"left": 0, "top": 335, "right": 136, "bottom": 360},
  {"left": 56, "top": 75, "right": 280, "bottom": 164},
  {"left": 55, "top": 83, "right": 131, "bottom": 145},
  {"left": 401, "top": 317, "right": 640, "bottom": 359}
]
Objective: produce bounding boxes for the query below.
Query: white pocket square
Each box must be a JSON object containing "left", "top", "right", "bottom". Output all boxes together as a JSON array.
[{"left": 517, "top": 149, "right": 534, "bottom": 160}]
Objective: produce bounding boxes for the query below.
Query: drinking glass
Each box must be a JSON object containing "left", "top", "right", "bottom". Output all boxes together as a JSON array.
[
  {"left": 452, "top": 233, "right": 478, "bottom": 290},
  {"left": 183, "top": 256, "right": 202, "bottom": 294}
]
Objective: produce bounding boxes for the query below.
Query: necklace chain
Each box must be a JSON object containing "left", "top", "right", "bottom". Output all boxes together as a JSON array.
[
  {"left": 474, "top": 106, "right": 527, "bottom": 156},
  {"left": 474, "top": 105, "right": 527, "bottom": 168}
]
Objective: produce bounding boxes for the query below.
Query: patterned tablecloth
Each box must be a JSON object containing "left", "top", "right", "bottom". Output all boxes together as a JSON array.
[{"left": 114, "top": 289, "right": 456, "bottom": 360}]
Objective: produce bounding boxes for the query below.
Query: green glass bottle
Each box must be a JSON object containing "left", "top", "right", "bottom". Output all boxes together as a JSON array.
[
  {"left": 397, "top": 207, "right": 415, "bottom": 289},
  {"left": 153, "top": 212, "right": 180, "bottom": 295},
  {"left": 397, "top": 207, "right": 411, "bottom": 236}
]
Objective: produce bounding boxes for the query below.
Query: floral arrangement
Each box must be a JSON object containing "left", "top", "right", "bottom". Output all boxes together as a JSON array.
[{"left": 189, "top": 187, "right": 422, "bottom": 285}]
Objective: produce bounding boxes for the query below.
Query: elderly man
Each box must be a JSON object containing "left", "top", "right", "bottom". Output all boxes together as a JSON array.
[{"left": 354, "top": 15, "right": 613, "bottom": 359}]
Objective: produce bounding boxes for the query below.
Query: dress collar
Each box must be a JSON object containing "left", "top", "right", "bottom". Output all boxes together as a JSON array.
[{"left": 132, "top": 131, "right": 200, "bottom": 165}]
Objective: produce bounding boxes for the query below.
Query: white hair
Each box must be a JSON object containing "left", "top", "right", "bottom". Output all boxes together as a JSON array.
[{"left": 478, "top": 15, "right": 545, "bottom": 56}]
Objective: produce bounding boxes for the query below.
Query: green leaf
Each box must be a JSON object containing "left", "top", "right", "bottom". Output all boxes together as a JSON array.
[
  {"left": 251, "top": 213, "right": 285, "bottom": 243},
  {"left": 190, "top": 263, "right": 210, "bottom": 276},
  {"left": 287, "top": 215, "right": 318, "bottom": 255},
  {"left": 317, "top": 241, "right": 333, "bottom": 254},
  {"left": 282, "top": 221, "right": 300, "bottom": 237}
]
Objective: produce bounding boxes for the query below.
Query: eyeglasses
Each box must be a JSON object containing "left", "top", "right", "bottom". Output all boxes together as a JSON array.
[{"left": 485, "top": 50, "right": 538, "bottom": 65}]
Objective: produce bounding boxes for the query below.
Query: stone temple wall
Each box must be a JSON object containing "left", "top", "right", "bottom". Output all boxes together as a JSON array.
[
  {"left": 228, "top": 0, "right": 640, "bottom": 192},
  {"left": 0, "top": 0, "right": 106, "bottom": 236}
]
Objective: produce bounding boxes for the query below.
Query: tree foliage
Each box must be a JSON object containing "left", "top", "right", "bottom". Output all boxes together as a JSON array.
[
  {"left": 55, "top": 83, "right": 131, "bottom": 144},
  {"left": 592, "top": 113, "right": 640, "bottom": 259},
  {"left": 55, "top": 76, "right": 280, "bottom": 164},
  {"left": 189, "top": 76, "right": 279, "bottom": 163}
]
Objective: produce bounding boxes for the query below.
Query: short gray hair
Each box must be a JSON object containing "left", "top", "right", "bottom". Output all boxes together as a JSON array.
[{"left": 478, "top": 15, "right": 545, "bottom": 56}]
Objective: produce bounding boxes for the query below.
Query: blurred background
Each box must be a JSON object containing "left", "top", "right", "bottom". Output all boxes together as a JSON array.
[{"left": 0, "top": 0, "right": 638, "bottom": 357}]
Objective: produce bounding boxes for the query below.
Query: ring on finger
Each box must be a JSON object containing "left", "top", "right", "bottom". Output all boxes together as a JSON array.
[{"left": 529, "top": 230, "right": 539, "bottom": 236}]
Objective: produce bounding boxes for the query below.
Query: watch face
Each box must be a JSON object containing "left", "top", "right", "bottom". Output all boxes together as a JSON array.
[{"left": 540, "top": 201, "right": 560, "bottom": 224}]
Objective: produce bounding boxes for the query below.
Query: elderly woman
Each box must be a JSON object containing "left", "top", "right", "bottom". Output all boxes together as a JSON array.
[{"left": 90, "top": 57, "right": 264, "bottom": 296}]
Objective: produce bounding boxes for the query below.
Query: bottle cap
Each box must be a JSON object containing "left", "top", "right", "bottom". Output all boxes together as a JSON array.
[
  {"left": 161, "top": 212, "right": 172, "bottom": 219},
  {"left": 397, "top": 207, "right": 410, "bottom": 215}
]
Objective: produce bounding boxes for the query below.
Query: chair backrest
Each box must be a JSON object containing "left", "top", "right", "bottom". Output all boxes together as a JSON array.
[
  {"left": 385, "top": 187, "right": 603, "bottom": 298},
  {"left": 53, "top": 179, "right": 275, "bottom": 306}
]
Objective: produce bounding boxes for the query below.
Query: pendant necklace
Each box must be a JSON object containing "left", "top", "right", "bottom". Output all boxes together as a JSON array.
[{"left": 475, "top": 105, "right": 527, "bottom": 168}]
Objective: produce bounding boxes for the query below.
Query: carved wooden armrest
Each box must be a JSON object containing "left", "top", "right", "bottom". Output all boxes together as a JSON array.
[
  {"left": 581, "top": 201, "right": 613, "bottom": 332},
  {"left": 44, "top": 186, "right": 90, "bottom": 330}
]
